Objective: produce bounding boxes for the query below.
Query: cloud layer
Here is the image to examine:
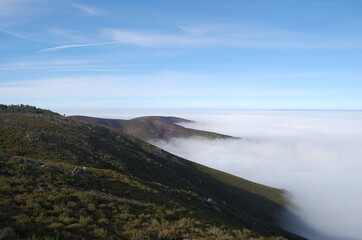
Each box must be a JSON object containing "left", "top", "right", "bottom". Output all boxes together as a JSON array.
[
  {"left": 150, "top": 111, "right": 362, "bottom": 239},
  {"left": 103, "top": 26, "right": 359, "bottom": 50}
]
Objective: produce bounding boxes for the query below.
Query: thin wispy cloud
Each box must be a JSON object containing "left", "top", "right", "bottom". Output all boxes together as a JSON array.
[
  {"left": 103, "top": 28, "right": 203, "bottom": 47},
  {"left": 104, "top": 26, "right": 360, "bottom": 50},
  {"left": 1, "top": 71, "right": 360, "bottom": 110},
  {"left": 177, "top": 24, "right": 223, "bottom": 35},
  {"left": 0, "top": 0, "right": 32, "bottom": 16},
  {"left": 0, "top": 0, "right": 46, "bottom": 27},
  {"left": 0, "top": 29, "right": 40, "bottom": 42},
  {"left": 48, "top": 28, "right": 89, "bottom": 42},
  {"left": 72, "top": 3, "right": 101, "bottom": 16},
  {"left": 38, "top": 41, "right": 126, "bottom": 53},
  {"left": 0, "top": 59, "right": 100, "bottom": 72},
  {"left": 0, "top": 60, "right": 208, "bottom": 72}
]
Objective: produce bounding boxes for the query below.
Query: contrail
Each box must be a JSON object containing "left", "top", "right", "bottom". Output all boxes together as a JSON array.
[{"left": 38, "top": 40, "right": 129, "bottom": 53}]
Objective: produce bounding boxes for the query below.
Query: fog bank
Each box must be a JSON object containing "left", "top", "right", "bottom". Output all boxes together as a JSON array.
[{"left": 150, "top": 111, "right": 362, "bottom": 239}]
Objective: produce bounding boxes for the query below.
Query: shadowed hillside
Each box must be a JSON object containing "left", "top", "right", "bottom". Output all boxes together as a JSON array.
[
  {"left": 71, "top": 115, "right": 235, "bottom": 141},
  {"left": 0, "top": 106, "right": 304, "bottom": 239}
]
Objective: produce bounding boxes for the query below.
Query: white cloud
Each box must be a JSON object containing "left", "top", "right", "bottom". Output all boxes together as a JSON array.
[
  {"left": 72, "top": 3, "right": 101, "bottom": 16},
  {"left": 38, "top": 41, "right": 124, "bottom": 52},
  {"left": 0, "top": 0, "right": 33, "bottom": 16},
  {"left": 177, "top": 24, "right": 224, "bottom": 35},
  {"left": 0, "top": 29, "right": 40, "bottom": 41},
  {"left": 103, "top": 28, "right": 205, "bottom": 47},
  {"left": 103, "top": 26, "right": 360, "bottom": 50},
  {"left": 0, "top": 0, "right": 47, "bottom": 27},
  {"left": 150, "top": 112, "right": 362, "bottom": 239},
  {"left": 48, "top": 28, "right": 89, "bottom": 42},
  {"left": 0, "top": 59, "right": 94, "bottom": 71}
]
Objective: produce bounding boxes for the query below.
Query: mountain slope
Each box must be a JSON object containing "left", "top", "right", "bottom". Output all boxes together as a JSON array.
[
  {"left": 0, "top": 108, "right": 303, "bottom": 239},
  {"left": 71, "top": 115, "right": 234, "bottom": 141}
]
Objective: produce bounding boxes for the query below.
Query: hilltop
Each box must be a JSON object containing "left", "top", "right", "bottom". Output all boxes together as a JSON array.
[
  {"left": 0, "top": 104, "right": 58, "bottom": 115},
  {"left": 0, "top": 105, "right": 304, "bottom": 239},
  {"left": 71, "top": 115, "right": 234, "bottom": 141}
]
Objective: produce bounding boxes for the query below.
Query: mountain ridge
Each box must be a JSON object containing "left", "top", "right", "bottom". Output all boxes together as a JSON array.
[{"left": 71, "top": 115, "right": 235, "bottom": 141}]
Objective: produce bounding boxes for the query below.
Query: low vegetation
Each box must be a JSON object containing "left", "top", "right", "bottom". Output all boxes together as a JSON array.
[
  {"left": 0, "top": 104, "right": 57, "bottom": 116},
  {"left": 0, "top": 105, "right": 303, "bottom": 239}
]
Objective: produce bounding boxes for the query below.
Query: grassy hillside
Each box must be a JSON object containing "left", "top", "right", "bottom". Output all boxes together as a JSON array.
[
  {"left": 71, "top": 115, "right": 235, "bottom": 141},
  {"left": 0, "top": 107, "right": 304, "bottom": 239}
]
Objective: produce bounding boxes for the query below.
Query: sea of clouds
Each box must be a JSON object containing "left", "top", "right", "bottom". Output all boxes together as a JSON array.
[{"left": 149, "top": 111, "right": 362, "bottom": 240}]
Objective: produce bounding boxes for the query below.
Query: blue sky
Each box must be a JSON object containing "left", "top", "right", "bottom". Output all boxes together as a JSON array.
[{"left": 0, "top": 0, "right": 361, "bottom": 113}]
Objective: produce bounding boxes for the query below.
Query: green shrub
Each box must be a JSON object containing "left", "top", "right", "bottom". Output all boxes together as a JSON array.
[
  {"left": 66, "top": 223, "right": 83, "bottom": 229},
  {"left": 93, "top": 227, "right": 107, "bottom": 239},
  {"left": 48, "top": 222, "right": 63, "bottom": 229},
  {"left": 98, "top": 218, "right": 109, "bottom": 225},
  {"left": 14, "top": 213, "right": 31, "bottom": 223},
  {"left": 79, "top": 216, "right": 93, "bottom": 226}
]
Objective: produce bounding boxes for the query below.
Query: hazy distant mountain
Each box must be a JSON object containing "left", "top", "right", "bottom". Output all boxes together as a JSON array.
[
  {"left": 71, "top": 115, "right": 235, "bottom": 141},
  {"left": 0, "top": 105, "right": 304, "bottom": 239}
]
